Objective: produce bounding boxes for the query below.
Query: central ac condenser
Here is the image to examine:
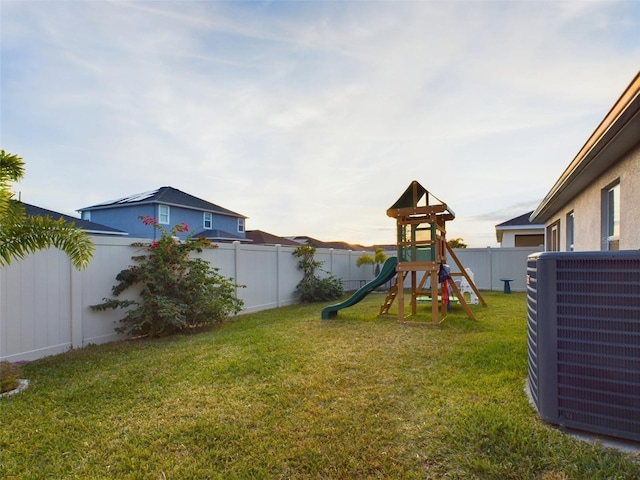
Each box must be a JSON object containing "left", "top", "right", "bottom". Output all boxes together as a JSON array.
[{"left": 526, "top": 250, "right": 640, "bottom": 442}]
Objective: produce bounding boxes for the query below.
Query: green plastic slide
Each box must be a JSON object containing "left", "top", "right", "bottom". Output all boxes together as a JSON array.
[{"left": 321, "top": 257, "right": 397, "bottom": 319}]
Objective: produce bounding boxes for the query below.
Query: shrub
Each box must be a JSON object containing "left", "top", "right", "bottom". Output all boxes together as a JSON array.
[
  {"left": 0, "top": 361, "right": 21, "bottom": 394},
  {"left": 292, "top": 244, "right": 344, "bottom": 302},
  {"left": 92, "top": 216, "right": 243, "bottom": 337},
  {"left": 296, "top": 275, "right": 344, "bottom": 302}
]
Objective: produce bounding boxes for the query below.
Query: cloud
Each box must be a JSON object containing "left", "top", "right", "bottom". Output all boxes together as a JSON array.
[{"left": 2, "top": 0, "right": 638, "bottom": 247}]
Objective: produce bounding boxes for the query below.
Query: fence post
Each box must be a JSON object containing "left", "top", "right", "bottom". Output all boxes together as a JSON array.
[
  {"left": 487, "top": 246, "right": 493, "bottom": 291},
  {"left": 329, "top": 248, "right": 334, "bottom": 276},
  {"left": 233, "top": 241, "right": 241, "bottom": 299},
  {"left": 70, "top": 263, "right": 83, "bottom": 349},
  {"left": 276, "top": 244, "right": 282, "bottom": 307}
]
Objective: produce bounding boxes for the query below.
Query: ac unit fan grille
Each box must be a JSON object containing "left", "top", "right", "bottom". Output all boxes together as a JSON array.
[
  {"left": 527, "top": 252, "right": 640, "bottom": 442},
  {"left": 555, "top": 257, "right": 640, "bottom": 440}
]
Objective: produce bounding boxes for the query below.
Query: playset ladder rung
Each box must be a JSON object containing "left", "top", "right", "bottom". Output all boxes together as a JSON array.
[{"left": 378, "top": 272, "right": 406, "bottom": 317}]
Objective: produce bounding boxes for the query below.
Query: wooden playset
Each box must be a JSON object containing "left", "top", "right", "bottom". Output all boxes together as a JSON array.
[{"left": 380, "top": 180, "right": 485, "bottom": 324}]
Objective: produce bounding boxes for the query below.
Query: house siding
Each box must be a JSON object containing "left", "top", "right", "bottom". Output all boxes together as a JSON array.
[
  {"left": 170, "top": 207, "right": 243, "bottom": 240},
  {"left": 543, "top": 143, "right": 640, "bottom": 251},
  {"left": 85, "top": 204, "right": 246, "bottom": 240},
  {"left": 88, "top": 204, "right": 157, "bottom": 238}
]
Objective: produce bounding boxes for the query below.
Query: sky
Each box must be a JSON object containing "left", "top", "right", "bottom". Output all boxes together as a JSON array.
[{"left": 1, "top": 1, "right": 639, "bottom": 247}]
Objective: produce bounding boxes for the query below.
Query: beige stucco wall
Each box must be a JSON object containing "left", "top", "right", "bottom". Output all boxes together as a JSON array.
[{"left": 544, "top": 143, "right": 640, "bottom": 251}]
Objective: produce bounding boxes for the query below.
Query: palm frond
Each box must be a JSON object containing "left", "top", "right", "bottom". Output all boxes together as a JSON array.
[
  {"left": 0, "top": 150, "right": 26, "bottom": 222},
  {"left": 0, "top": 216, "right": 94, "bottom": 269}
]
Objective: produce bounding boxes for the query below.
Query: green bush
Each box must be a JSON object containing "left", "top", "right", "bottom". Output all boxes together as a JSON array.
[
  {"left": 292, "top": 244, "right": 344, "bottom": 302},
  {"left": 0, "top": 361, "right": 21, "bottom": 394},
  {"left": 296, "top": 275, "right": 344, "bottom": 302},
  {"left": 92, "top": 216, "right": 243, "bottom": 337}
]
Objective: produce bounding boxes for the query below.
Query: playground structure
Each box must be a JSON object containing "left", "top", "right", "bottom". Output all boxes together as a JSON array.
[
  {"left": 380, "top": 180, "right": 485, "bottom": 324},
  {"left": 321, "top": 180, "right": 485, "bottom": 322}
]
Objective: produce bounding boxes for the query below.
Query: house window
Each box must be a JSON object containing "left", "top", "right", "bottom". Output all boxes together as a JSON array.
[
  {"left": 602, "top": 182, "right": 620, "bottom": 251},
  {"left": 546, "top": 220, "right": 560, "bottom": 251},
  {"left": 566, "top": 211, "right": 574, "bottom": 251},
  {"left": 82, "top": 211, "right": 91, "bottom": 221},
  {"left": 237, "top": 218, "right": 245, "bottom": 233},
  {"left": 203, "top": 212, "right": 212, "bottom": 229},
  {"left": 158, "top": 205, "right": 170, "bottom": 225},
  {"left": 514, "top": 234, "right": 544, "bottom": 248}
]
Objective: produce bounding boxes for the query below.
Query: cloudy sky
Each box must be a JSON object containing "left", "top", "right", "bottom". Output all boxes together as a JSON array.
[{"left": 2, "top": 1, "right": 638, "bottom": 247}]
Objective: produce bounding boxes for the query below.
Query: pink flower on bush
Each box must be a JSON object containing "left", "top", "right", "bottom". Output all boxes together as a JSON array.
[
  {"left": 175, "top": 222, "right": 189, "bottom": 233},
  {"left": 140, "top": 216, "right": 157, "bottom": 226}
]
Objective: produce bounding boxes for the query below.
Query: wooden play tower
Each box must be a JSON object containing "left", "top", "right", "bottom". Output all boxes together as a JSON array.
[{"left": 379, "top": 180, "right": 485, "bottom": 324}]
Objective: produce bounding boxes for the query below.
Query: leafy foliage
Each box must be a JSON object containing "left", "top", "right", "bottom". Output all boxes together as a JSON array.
[
  {"left": 295, "top": 274, "right": 344, "bottom": 302},
  {"left": 0, "top": 150, "right": 93, "bottom": 269},
  {"left": 356, "top": 248, "right": 388, "bottom": 267},
  {"left": 92, "top": 216, "right": 243, "bottom": 336},
  {"left": 292, "top": 244, "right": 344, "bottom": 302},
  {"left": 356, "top": 253, "right": 374, "bottom": 267},
  {"left": 448, "top": 237, "right": 468, "bottom": 249}
]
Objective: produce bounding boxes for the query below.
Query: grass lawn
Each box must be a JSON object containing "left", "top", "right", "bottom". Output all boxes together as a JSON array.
[{"left": 1, "top": 291, "right": 638, "bottom": 479}]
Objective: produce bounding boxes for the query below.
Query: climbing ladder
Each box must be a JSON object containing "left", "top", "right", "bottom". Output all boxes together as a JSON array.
[{"left": 378, "top": 271, "right": 407, "bottom": 317}]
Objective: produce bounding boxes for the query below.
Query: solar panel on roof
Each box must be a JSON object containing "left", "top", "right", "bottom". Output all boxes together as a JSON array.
[
  {"left": 115, "top": 189, "right": 158, "bottom": 204},
  {"left": 89, "top": 189, "right": 159, "bottom": 207}
]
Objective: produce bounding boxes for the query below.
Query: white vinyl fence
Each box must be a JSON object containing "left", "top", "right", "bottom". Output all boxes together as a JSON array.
[{"left": 0, "top": 237, "right": 540, "bottom": 362}]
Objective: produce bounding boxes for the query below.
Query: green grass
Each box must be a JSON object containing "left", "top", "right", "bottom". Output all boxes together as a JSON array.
[{"left": 1, "top": 292, "right": 638, "bottom": 479}]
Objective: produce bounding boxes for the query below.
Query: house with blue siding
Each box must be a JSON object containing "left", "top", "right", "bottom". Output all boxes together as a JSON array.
[{"left": 78, "top": 187, "right": 248, "bottom": 242}]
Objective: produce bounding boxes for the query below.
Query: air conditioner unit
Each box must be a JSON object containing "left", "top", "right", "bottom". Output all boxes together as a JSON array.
[{"left": 527, "top": 250, "right": 640, "bottom": 442}]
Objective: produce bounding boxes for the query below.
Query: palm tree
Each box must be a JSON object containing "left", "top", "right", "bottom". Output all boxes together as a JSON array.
[
  {"left": 0, "top": 150, "right": 93, "bottom": 269},
  {"left": 447, "top": 237, "right": 468, "bottom": 249},
  {"left": 356, "top": 248, "right": 388, "bottom": 275}
]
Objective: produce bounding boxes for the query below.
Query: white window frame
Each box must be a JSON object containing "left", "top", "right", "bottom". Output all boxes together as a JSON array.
[
  {"left": 602, "top": 181, "right": 620, "bottom": 251},
  {"left": 566, "top": 211, "right": 574, "bottom": 251},
  {"left": 203, "top": 212, "right": 213, "bottom": 229},
  {"left": 546, "top": 220, "right": 560, "bottom": 252},
  {"left": 237, "top": 218, "right": 245, "bottom": 233},
  {"left": 158, "top": 205, "right": 170, "bottom": 225}
]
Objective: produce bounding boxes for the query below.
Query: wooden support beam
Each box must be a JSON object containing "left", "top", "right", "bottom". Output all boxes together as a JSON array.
[
  {"left": 445, "top": 242, "right": 486, "bottom": 306},
  {"left": 430, "top": 271, "right": 439, "bottom": 325},
  {"left": 396, "top": 275, "right": 405, "bottom": 320},
  {"left": 411, "top": 271, "right": 417, "bottom": 316}
]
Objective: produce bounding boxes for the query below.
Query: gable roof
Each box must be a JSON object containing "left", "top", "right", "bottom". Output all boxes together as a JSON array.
[
  {"left": 79, "top": 186, "right": 246, "bottom": 218},
  {"left": 245, "top": 230, "right": 300, "bottom": 246},
  {"left": 495, "top": 211, "right": 544, "bottom": 242},
  {"left": 531, "top": 71, "right": 640, "bottom": 223},
  {"left": 387, "top": 180, "right": 455, "bottom": 221},
  {"left": 22, "top": 203, "right": 127, "bottom": 236},
  {"left": 496, "top": 211, "right": 542, "bottom": 228}
]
